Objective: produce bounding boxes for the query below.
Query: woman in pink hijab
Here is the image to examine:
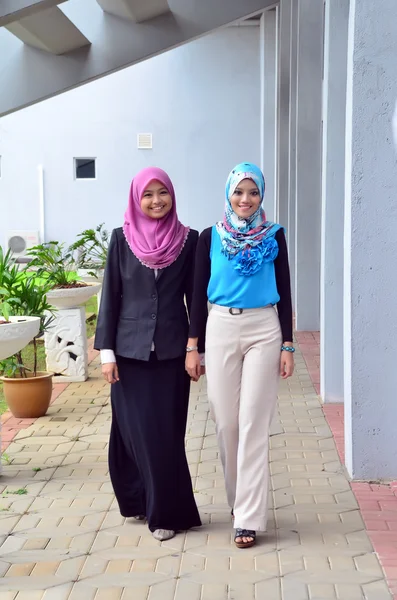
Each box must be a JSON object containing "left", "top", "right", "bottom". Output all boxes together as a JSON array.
[{"left": 95, "top": 167, "right": 202, "bottom": 541}]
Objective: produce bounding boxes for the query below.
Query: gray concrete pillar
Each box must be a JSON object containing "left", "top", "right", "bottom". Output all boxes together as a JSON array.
[
  {"left": 277, "top": 0, "right": 292, "bottom": 230},
  {"left": 287, "top": 0, "right": 298, "bottom": 307},
  {"left": 294, "top": 0, "right": 323, "bottom": 331},
  {"left": 260, "top": 9, "right": 278, "bottom": 223},
  {"left": 344, "top": 0, "right": 397, "bottom": 479},
  {"left": 320, "top": 0, "right": 349, "bottom": 403}
]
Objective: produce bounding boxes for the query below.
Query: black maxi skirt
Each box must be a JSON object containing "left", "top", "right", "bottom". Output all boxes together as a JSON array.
[{"left": 109, "top": 353, "right": 201, "bottom": 532}]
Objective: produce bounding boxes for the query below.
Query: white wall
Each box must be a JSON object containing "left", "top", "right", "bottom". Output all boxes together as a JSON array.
[{"left": 0, "top": 27, "right": 261, "bottom": 247}]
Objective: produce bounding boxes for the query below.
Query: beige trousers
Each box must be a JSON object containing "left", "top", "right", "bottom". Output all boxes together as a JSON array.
[{"left": 205, "top": 305, "right": 281, "bottom": 531}]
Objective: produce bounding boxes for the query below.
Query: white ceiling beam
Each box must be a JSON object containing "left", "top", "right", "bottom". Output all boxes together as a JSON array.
[
  {"left": 5, "top": 5, "right": 90, "bottom": 55},
  {"left": 96, "top": 0, "right": 170, "bottom": 23},
  {"left": 0, "top": 0, "right": 67, "bottom": 27},
  {"left": 0, "top": 0, "right": 275, "bottom": 117}
]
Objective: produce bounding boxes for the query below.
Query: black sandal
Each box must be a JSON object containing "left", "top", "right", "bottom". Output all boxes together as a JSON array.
[{"left": 234, "top": 528, "right": 256, "bottom": 549}]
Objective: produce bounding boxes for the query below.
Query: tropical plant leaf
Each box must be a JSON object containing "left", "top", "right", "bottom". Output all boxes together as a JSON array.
[
  {"left": 69, "top": 223, "right": 110, "bottom": 270},
  {"left": 26, "top": 243, "right": 77, "bottom": 287}
]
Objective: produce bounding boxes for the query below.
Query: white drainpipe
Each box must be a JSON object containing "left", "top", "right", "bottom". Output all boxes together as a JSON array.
[{"left": 38, "top": 165, "right": 45, "bottom": 243}]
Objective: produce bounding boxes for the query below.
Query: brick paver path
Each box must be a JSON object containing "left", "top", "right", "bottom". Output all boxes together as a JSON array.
[{"left": 0, "top": 346, "right": 392, "bottom": 599}]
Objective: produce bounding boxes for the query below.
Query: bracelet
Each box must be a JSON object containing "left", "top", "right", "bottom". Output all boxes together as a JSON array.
[
  {"left": 186, "top": 346, "right": 198, "bottom": 352},
  {"left": 281, "top": 345, "right": 295, "bottom": 353}
]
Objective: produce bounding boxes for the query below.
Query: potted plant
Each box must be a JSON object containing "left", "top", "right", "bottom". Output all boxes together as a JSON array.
[
  {"left": 70, "top": 223, "right": 110, "bottom": 282},
  {"left": 0, "top": 276, "right": 55, "bottom": 418},
  {"left": 0, "top": 247, "right": 40, "bottom": 360},
  {"left": 26, "top": 242, "right": 101, "bottom": 309}
]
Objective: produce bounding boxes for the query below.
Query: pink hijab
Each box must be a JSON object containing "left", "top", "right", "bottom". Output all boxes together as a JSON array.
[{"left": 123, "top": 167, "right": 189, "bottom": 269}]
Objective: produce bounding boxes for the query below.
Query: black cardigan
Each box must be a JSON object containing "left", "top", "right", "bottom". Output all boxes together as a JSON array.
[
  {"left": 94, "top": 227, "right": 200, "bottom": 361},
  {"left": 188, "top": 227, "right": 293, "bottom": 346}
]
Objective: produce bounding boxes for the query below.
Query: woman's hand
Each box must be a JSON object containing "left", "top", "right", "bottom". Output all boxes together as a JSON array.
[
  {"left": 102, "top": 362, "right": 120, "bottom": 384},
  {"left": 280, "top": 350, "right": 294, "bottom": 379},
  {"left": 186, "top": 350, "right": 201, "bottom": 382}
]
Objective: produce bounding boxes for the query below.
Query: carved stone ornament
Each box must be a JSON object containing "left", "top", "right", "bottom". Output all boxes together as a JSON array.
[{"left": 44, "top": 307, "right": 88, "bottom": 383}]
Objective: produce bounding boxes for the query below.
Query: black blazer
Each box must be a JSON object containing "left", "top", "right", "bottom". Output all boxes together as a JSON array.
[{"left": 94, "top": 227, "right": 200, "bottom": 361}]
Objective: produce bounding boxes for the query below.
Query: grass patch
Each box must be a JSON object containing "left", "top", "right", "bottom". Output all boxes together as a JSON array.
[
  {"left": 4, "top": 488, "right": 27, "bottom": 496},
  {"left": 1, "top": 453, "right": 10, "bottom": 465},
  {"left": 0, "top": 297, "right": 98, "bottom": 416},
  {"left": 85, "top": 295, "right": 97, "bottom": 314}
]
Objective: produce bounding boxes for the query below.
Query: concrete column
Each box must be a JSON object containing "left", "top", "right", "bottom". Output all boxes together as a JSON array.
[
  {"left": 277, "top": 0, "right": 292, "bottom": 229},
  {"left": 344, "top": 0, "right": 397, "bottom": 479},
  {"left": 320, "top": 0, "right": 349, "bottom": 403},
  {"left": 260, "top": 8, "right": 278, "bottom": 222},
  {"left": 294, "top": 0, "right": 323, "bottom": 331},
  {"left": 287, "top": 0, "right": 298, "bottom": 306}
]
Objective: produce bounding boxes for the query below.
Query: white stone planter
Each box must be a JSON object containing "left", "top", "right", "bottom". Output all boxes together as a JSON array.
[
  {"left": 77, "top": 269, "right": 104, "bottom": 312},
  {"left": 0, "top": 316, "right": 40, "bottom": 360},
  {"left": 46, "top": 282, "right": 101, "bottom": 310}
]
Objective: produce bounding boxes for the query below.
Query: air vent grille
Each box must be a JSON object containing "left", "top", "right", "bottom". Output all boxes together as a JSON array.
[{"left": 137, "top": 133, "right": 153, "bottom": 149}]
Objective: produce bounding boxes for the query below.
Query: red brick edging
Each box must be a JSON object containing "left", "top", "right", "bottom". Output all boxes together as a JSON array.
[{"left": 298, "top": 331, "right": 397, "bottom": 598}]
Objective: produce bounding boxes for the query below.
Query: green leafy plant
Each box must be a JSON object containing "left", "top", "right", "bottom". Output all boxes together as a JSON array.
[
  {"left": 0, "top": 247, "right": 23, "bottom": 321},
  {"left": 0, "top": 355, "right": 26, "bottom": 378},
  {"left": 0, "top": 247, "right": 21, "bottom": 293},
  {"left": 70, "top": 223, "right": 110, "bottom": 272},
  {"left": 26, "top": 242, "right": 85, "bottom": 289},
  {"left": 5, "top": 488, "right": 27, "bottom": 495},
  {"left": 1, "top": 452, "right": 11, "bottom": 465},
  {"left": 0, "top": 275, "right": 56, "bottom": 378}
]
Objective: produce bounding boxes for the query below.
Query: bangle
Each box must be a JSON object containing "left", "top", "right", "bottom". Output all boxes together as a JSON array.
[
  {"left": 186, "top": 346, "right": 198, "bottom": 352},
  {"left": 281, "top": 345, "right": 295, "bottom": 353}
]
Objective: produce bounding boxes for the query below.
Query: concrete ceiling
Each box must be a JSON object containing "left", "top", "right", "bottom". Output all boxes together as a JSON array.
[
  {"left": 0, "top": 0, "right": 68, "bottom": 27},
  {"left": 6, "top": 5, "right": 90, "bottom": 54},
  {"left": 0, "top": 0, "right": 276, "bottom": 117},
  {"left": 96, "top": 0, "right": 171, "bottom": 23}
]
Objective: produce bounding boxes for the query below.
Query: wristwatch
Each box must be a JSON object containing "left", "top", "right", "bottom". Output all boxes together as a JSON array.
[{"left": 186, "top": 346, "right": 198, "bottom": 352}]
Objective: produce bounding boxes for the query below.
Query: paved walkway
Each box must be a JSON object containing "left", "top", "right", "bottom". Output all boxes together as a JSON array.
[
  {"left": 297, "top": 332, "right": 397, "bottom": 599},
  {"left": 0, "top": 345, "right": 393, "bottom": 599}
]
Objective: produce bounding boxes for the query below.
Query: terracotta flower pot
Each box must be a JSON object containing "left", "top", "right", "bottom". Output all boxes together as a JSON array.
[{"left": 0, "top": 371, "right": 53, "bottom": 418}]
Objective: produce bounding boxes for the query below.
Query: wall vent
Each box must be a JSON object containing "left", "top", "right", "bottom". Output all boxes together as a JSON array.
[{"left": 137, "top": 133, "right": 153, "bottom": 149}]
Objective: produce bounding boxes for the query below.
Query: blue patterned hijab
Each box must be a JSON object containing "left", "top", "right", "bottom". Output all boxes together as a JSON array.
[{"left": 215, "top": 162, "right": 280, "bottom": 276}]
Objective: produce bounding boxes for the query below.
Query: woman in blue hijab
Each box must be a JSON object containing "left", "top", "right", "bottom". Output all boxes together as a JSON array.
[{"left": 186, "top": 162, "right": 294, "bottom": 549}]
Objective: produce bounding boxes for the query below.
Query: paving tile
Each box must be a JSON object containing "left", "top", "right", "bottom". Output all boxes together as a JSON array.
[
  {"left": 96, "top": 546, "right": 174, "bottom": 561},
  {"left": 14, "top": 592, "right": 44, "bottom": 600},
  {"left": 79, "top": 573, "right": 171, "bottom": 588},
  {"left": 67, "top": 582, "right": 97, "bottom": 600},
  {"left": 0, "top": 576, "right": 71, "bottom": 591},
  {"left": 174, "top": 580, "right": 201, "bottom": 600},
  {"left": 182, "top": 570, "right": 268, "bottom": 584},
  {"left": 361, "top": 580, "right": 393, "bottom": 599}
]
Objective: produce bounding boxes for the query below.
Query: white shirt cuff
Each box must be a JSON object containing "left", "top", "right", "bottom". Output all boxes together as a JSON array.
[{"left": 100, "top": 349, "right": 116, "bottom": 364}]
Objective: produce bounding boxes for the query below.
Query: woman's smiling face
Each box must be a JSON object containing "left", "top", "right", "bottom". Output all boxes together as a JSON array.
[
  {"left": 140, "top": 180, "right": 173, "bottom": 219},
  {"left": 229, "top": 178, "right": 261, "bottom": 219}
]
